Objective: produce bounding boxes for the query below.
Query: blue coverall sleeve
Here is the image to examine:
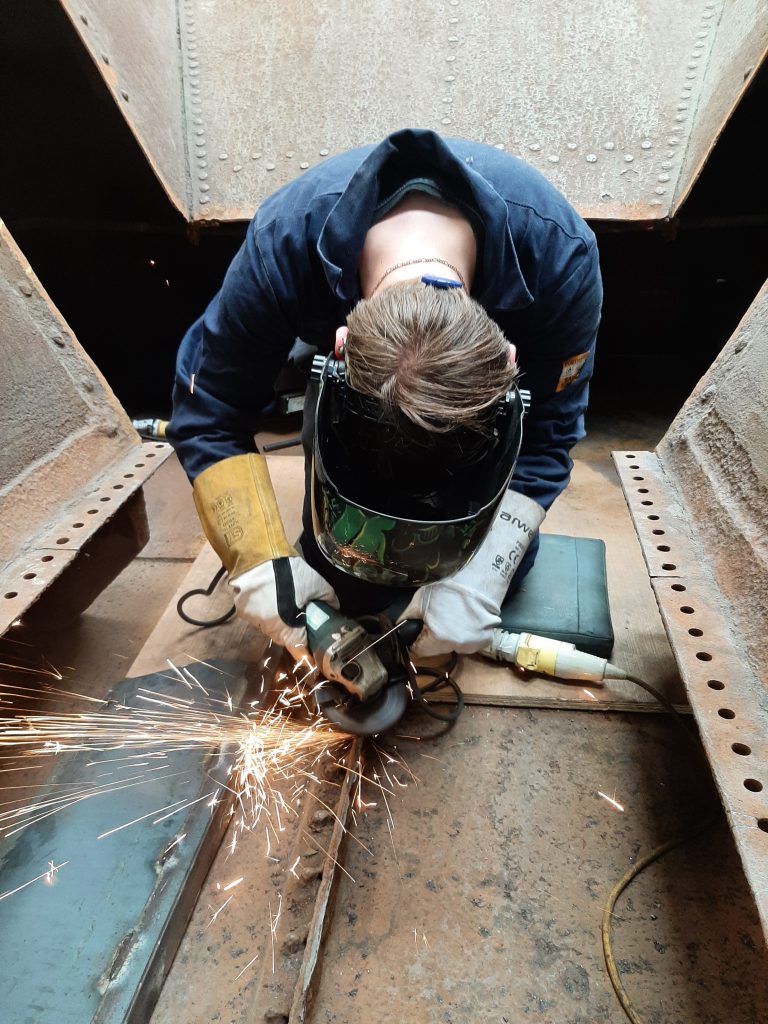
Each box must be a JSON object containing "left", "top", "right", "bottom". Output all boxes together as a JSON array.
[
  {"left": 167, "top": 224, "right": 297, "bottom": 481},
  {"left": 510, "top": 241, "right": 603, "bottom": 510}
]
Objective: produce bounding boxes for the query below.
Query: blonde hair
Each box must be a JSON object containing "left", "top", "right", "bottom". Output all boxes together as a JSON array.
[{"left": 345, "top": 280, "right": 517, "bottom": 434}]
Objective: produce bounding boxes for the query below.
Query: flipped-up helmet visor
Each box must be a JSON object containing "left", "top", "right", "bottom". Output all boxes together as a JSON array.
[{"left": 310, "top": 355, "right": 525, "bottom": 586}]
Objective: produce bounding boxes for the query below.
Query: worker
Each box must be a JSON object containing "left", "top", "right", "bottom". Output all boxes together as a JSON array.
[{"left": 168, "top": 128, "right": 602, "bottom": 659}]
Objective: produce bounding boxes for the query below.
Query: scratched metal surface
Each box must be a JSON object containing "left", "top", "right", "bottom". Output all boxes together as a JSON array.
[
  {"left": 0, "top": 662, "right": 250, "bottom": 1024},
  {"left": 56, "top": 0, "right": 767, "bottom": 222},
  {"left": 308, "top": 706, "right": 768, "bottom": 1024}
]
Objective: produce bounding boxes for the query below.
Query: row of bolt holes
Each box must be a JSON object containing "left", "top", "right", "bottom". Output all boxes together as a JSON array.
[
  {"left": 4, "top": 450, "right": 162, "bottom": 600},
  {"left": 624, "top": 454, "right": 768, "bottom": 834}
]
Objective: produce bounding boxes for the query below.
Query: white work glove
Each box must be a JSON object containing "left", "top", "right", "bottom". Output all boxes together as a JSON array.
[
  {"left": 399, "top": 490, "right": 545, "bottom": 658},
  {"left": 231, "top": 555, "right": 338, "bottom": 652}
]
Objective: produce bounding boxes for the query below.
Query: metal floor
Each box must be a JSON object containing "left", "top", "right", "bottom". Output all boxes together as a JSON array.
[{"left": 14, "top": 414, "right": 768, "bottom": 1024}]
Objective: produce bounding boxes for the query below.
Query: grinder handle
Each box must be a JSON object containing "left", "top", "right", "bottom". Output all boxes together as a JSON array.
[{"left": 397, "top": 618, "right": 423, "bottom": 648}]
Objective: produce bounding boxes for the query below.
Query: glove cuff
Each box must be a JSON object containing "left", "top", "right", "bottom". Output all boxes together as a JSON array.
[{"left": 192, "top": 453, "right": 296, "bottom": 579}]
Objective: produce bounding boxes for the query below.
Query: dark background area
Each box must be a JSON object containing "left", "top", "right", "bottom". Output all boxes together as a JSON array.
[{"left": 2, "top": 0, "right": 767, "bottom": 425}]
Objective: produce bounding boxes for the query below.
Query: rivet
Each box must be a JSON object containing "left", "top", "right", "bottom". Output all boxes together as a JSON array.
[
  {"left": 195, "top": 128, "right": 204, "bottom": 136},
  {"left": 446, "top": 55, "right": 456, "bottom": 62},
  {"left": 82, "top": 377, "right": 95, "bottom": 393},
  {"left": 701, "top": 385, "right": 716, "bottom": 400},
  {"left": 101, "top": 53, "right": 110, "bottom": 65},
  {"left": 442, "top": 97, "right": 453, "bottom": 104},
  {"left": 547, "top": 155, "right": 559, "bottom": 163},
  {"left": 640, "top": 140, "right": 652, "bottom": 149},
  {"left": 654, "top": 186, "right": 666, "bottom": 195},
  {"left": 668, "top": 138, "right": 679, "bottom": 146},
  {"left": 686, "top": 71, "right": 697, "bottom": 79},
  {"left": 661, "top": 160, "right": 672, "bottom": 169},
  {"left": 448, "top": 35, "right": 458, "bottom": 42},
  {"left": 285, "top": 151, "right": 294, "bottom": 158},
  {"left": 199, "top": 183, "right": 210, "bottom": 192},
  {"left": 687, "top": 62, "right": 698, "bottom": 70},
  {"left": 80, "top": 13, "right": 88, "bottom": 24},
  {"left": 198, "top": 160, "right": 207, "bottom": 168},
  {"left": 624, "top": 154, "right": 634, "bottom": 162},
  {"left": 494, "top": 143, "right": 505, "bottom": 150},
  {"left": 19, "top": 283, "right": 33, "bottom": 297},
  {"left": 449, "top": 16, "right": 459, "bottom": 23},
  {"left": 603, "top": 142, "right": 615, "bottom": 151},
  {"left": 121, "top": 90, "right": 129, "bottom": 101},
  {"left": 319, "top": 148, "right": 329, "bottom": 156},
  {"left": 675, "top": 114, "right": 685, "bottom": 122},
  {"left": 300, "top": 161, "right": 309, "bottom": 169},
  {"left": 193, "top": 117, "right": 203, "bottom": 125},
  {"left": 586, "top": 153, "right": 597, "bottom": 163},
  {"left": 266, "top": 162, "right": 276, "bottom": 170},
  {"left": 445, "top": 75, "right": 456, "bottom": 82},
  {"left": 189, "top": 69, "right": 200, "bottom": 77},
  {"left": 734, "top": 338, "right": 748, "bottom": 353},
  {"left": 601, "top": 192, "right": 612, "bottom": 201},
  {"left": 198, "top": 171, "right": 208, "bottom": 180},
  {"left": 52, "top": 335, "right": 65, "bottom": 348},
  {"left": 650, "top": 199, "right": 662, "bottom": 207},
  {"left": 677, "top": 103, "right": 689, "bottom": 110},
  {"left": 251, "top": 152, "right": 262, "bottom": 160},
  {"left": 566, "top": 142, "right": 577, "bottom": 151},
  {"left": 199, "top": 196, "right": 210, "bottom": 204},
  {"left": 528, "top": 143, "right": 541, "bottom": 152},
  {"left": 233, "top": 164, "right": 242, "bottom": 172},
  {"left": 219, "top": 153, "right": 228, "bottom": 160},
  {"left": 657, "top": 174, "right": 670, "bottom": 182},
  {"left": 441, "top": 117, "right": 452, "bottom": 125}
]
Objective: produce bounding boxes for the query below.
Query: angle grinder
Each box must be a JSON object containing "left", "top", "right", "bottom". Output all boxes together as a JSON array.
[{"left": 305, "top": 600, "right": 420, "bottom": 736}]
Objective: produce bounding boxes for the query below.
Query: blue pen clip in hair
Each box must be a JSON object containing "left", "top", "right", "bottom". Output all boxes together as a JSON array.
[{"left": 421, "top": 275, "right": 463, "bottom": 290}]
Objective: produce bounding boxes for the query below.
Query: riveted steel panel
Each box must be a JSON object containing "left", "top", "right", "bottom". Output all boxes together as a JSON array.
[
  {"left": 612, "top": 286, "right": 768, "bottom": 941},
  {"left": 55, "top": 0, "right": 767, "bottom": 222},
  {"left": 0, "top": 224, "right": 168, "bottom": 633},
  {"left": 58, "top": 0, "right": 188, "bottom": 213}
]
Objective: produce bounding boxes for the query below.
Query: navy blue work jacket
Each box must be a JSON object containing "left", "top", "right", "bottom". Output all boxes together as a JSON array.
[{"left": 169, "top": 128, "right": 602, "bottom": 512}]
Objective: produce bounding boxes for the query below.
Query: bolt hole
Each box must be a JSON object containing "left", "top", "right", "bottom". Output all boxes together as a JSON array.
[
  {"left": 657, "top": 545, "right": 671, "bottom": 552},
  {"left": 744, "top": 779, "right": 763, "bottom": 793},
  {"left": 134, "top": 463, "right": 145, "bottom": 468},
  {"left": 155, "top": 444, "right": 165, "bottom": 449},
  {"left": 625, "top": 454, "right": 636, "bottom": 459},
  {"left": 629, "top": 465, "right": 640, "bottom": 469},
  {"left": 652, "top": 529, "right": 665, "bottom": 536},
  {"left": 4, "top": 592, "right": 18, "bottom": 599},
  {"left": 113, "top": 484, "right": 124, "bottom": 490},
  {"left": 100, "top": 497, "right": 111, "bottom": 503},
  {"left": 55, "top": 537, "right": 69, "bottom": 545},
  {"left": 23, "top": 573, "right": 36, "bottom": 580},
  {"left": 638, "top": 488, "right": 649, "bottom": 494},
  {"left": 87, "top": 509, "right": 98, "bottom": 515},
  {"left": 680, "top": 606, "right": 695, "bottom": 614},
  {"left": 707, "top": 679, "right": 724, "bottom": 690},
  {"left": 146, "top": 453, "right": 156, "bottom": 458},
  {"left": 647, "top": 515, "right": 660, "bottom": 521},
  {"left": 123, "top": 473, "right": 134, "bottom": 479},
  {"left": 72, "top": 522, "right": 84, "bottom": 528},
  {"left": 633, "top": 476, "right": 644, "bottom": 481},
  {"left": 41, "top": 555, "right": 54, "bottom": 563},
  {"left": 696, "top": 651, "right": 712, "bottom": 662},
  {"left": 671, "top": 583, "right": 686, "bottom": 592},
  {"left": 688, "top": 628, "right": 703, "bottom": 637},
  {"left": 757, "top": 819, "right": 768, "bottom": 833},
  {"left": 662, "top": 563, "right": 677, "bottom": 571},
  {"left": 718, "top": 708, "right": 735, "bottom": 719},
  {"left": 732, "top": 743, "right": 751, "bottom": 756},
  {"left": 641, "top": 500, "right": 654, "bottom": 506}
]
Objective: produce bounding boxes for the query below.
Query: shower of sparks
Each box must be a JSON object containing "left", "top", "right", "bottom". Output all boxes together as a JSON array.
[
  {"left": 0, "top": 648, "right": 420, "bottom": 977},
  {"left": 597, "top": 790, "right": 625, "bottom": 813}
]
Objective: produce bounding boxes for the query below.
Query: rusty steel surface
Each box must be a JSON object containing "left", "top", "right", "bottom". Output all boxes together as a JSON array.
[
  {"left": 0, "top": 222, "right": 171, "bottom": 634},
  {"left": 0, "top": 442, "right": 172, "bottom": 635},
  {"left": 55, "top": 1, "right": 767, "bottom": 223},
  {"left": 58, "top": 0, "right": 188, "bottom": 212},
  {"left": 306, "top": 707, "right": 768, "bottom": 1023},
  {"left": 612, "top": 279, "right": 768, "bottom": 935},
  {"left": 615, "top": 451, "right": 768, "bottom": 937}
]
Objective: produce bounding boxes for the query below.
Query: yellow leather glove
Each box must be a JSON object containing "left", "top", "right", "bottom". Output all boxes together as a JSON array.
[{"left": 192, "top": 454, "right": 337, "bottom": 650}]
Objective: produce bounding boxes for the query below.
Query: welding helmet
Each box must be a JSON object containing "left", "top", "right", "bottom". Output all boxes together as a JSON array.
[{"left": 309, "top": 350, "right": 526, "bottom": 587}]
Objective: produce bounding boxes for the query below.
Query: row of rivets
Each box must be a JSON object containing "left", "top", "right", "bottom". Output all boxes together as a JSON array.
[{"left": 78, "top": 11, "right": 130, "bottom": 104}]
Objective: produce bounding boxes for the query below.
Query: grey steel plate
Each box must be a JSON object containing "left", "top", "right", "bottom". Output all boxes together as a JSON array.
[
  {"left": 0, "top": 661, "right": 251, "bottom": 1024},
  {"left": 59, "top": 0, "right": 768, "bottom": 222}
]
